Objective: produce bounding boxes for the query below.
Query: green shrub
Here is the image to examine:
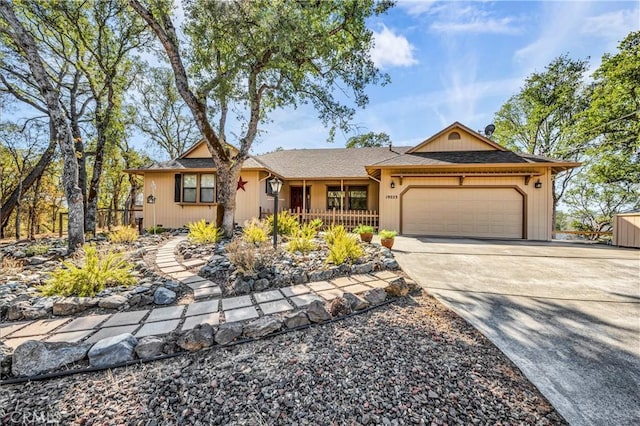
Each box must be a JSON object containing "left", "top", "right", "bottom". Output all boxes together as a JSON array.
[
  {"left": 309, "top": 218, "right": 323, "bottom": 231},
  {"left": 226, "top": 239, "right": 275, "bottom": 273},
  {"left": 326, "top": 233, "right": 364, "bottom": 265},
  {"left": 108, "top": 226, "right": 139, "bottom": 243},
  {"left": 25, "top": 243, "right": 50, "bottom": 256},
  {"left": 243, "top": 219, "right": 269, "bottom": 244},
  {"left": 287, "top": 224, "right": 318, "bottom": 254},
  {"left": 187, "top": 219, "right": 224, "bottom": 244},
  {"left": 379, "top": 229, "right": 397, "bottom": 240},
  {"left": 146, "top": 226, "right": 167, "bottom": 234},
  {"left": 266, "top": 211, "right": 299, "bottom": 237},
  {"left": 324, "top": 224, "right": 347, "bottom": 245},
  {"left": 40, "top": 244, "right": 135, "bottom": 297},
  {"left": 353, "top": 224, "right": 374, "bottom": 234}
]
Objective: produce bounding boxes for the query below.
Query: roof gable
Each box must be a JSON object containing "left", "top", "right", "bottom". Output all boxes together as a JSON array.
[{"left": 407, "top": 122, "right": 506, "bottom": 153}]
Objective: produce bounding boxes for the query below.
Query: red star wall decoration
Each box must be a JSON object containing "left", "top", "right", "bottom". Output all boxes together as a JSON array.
[{"left": 237, "top": 176, "right": 248, "bottom": 191}]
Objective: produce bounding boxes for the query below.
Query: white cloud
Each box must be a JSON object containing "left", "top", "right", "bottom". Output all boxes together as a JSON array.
[
  {"left": 581, "top": 8, "right": 640, "bottom": 42},
  {"left": 398, "top": 0, "right": 440, "bottom": 16},
  {"left": 371, "top": 25, "right": 418, "bottom": 68},
  {"left": 430, "top": 16, "right": 520, "bottom": 34}
]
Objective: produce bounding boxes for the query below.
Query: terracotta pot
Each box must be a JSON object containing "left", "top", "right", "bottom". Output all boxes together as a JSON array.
[
  {"left": 381, "top": 238, "right": 394, "bottom": 249},
  {"left": 359, "top": 232, "right": 373, "bottom": 243}
]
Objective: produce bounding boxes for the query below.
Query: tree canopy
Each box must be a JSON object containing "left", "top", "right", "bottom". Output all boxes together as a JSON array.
[
  {"left": 130, "top": 0, "right": 392, "bottom": 234},
  {"left": 346, "top": 131, "right": 391, "bottom": 148}
]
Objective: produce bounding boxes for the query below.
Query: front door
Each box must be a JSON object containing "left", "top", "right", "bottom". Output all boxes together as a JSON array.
[{"left": 291, "top": 186, "right": 311, "bottom": 212}]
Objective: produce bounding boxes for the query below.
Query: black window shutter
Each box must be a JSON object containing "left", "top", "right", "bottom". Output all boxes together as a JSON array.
[{"left": 174, "top": 174, "right": 182, "bottom": 202}]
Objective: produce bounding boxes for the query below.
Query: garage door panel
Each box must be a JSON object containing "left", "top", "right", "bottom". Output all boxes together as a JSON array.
[{"left": 402, "top": 187, "right": 523, "bottom": 238}]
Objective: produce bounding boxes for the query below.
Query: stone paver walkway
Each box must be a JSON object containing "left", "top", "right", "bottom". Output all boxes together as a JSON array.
[{"left": 0, "top": 237, "right": 405, "bottom": 350}]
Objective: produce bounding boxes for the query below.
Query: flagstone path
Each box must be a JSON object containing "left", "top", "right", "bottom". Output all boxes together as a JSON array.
[{"left": 0, "top": 237, "right": 402, "bottom": 350}]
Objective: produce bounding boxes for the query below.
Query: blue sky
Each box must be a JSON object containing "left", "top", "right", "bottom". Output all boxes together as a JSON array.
[{"left": 253, "top": 0, "right": 639, "bottom": 154}]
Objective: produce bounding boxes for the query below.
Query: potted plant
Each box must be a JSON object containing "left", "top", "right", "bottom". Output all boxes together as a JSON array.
[
  {"left": 378, "top": 229, "right": 397, "bottom": 249},
  {"left": 353, "top": 224, "right": 375, "bottom": 243}
]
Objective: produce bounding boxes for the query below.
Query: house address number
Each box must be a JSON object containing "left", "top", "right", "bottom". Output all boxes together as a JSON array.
[{"left": 385, "top": 195, "right": 398, "bottom": 199}]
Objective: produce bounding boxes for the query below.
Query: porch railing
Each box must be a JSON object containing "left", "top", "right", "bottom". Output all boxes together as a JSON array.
[{"left": 260, "top": 207, "right": 379, "bottom": 231}]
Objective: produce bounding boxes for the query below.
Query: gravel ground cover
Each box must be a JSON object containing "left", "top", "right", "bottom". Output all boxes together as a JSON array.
[{"left": 1, "top": 292, "right": 566, "bottom": 425}]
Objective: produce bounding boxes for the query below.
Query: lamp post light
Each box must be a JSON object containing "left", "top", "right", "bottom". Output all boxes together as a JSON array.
[
  {"left": 150, "top": 181, "right": 157, "bottom": 234},
  {"left": 269, "top": 177, "right": 283, "bottom": 249}
]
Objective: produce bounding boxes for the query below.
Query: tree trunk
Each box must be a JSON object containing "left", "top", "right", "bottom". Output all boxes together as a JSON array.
[
  {"left": 29, "top": 175, "right": 42, "bottom": 239},
  {"left": 0, "top": 130, "right": 56, "bottom": 231},
  {"left": 0, "top": 1, "right": 85, "bottom": 251},
  {"left": 14, "top": 179, "right": 22, "bottom": 241}
]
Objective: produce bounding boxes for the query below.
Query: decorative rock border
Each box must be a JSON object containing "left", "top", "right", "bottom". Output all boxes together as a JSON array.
[{"left": 2, "top": 277, "right": 417, "bottom": 381}]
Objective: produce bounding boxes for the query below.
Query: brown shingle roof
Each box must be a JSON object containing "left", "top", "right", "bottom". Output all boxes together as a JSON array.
[
  {"left": 256, "top": 146, "right": 412, "bottom": 178},
  {"left": 370, "top": 150, "right": 556, "bottom": 167},
  {"left": 135, "top": 156, "right": 264, "bottom": 171}
]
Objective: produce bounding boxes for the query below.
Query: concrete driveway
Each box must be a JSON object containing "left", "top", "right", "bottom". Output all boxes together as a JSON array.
[{"left": 392, "top": 236, "right": 640, "bottom": 426}]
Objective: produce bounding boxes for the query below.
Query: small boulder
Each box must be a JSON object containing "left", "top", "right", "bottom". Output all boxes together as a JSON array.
[
  {"left": 253, "top": 278, "right": 270, "bottom": 291},
  {"left": 163, "top": 280, "right": 180, "bottom": 290},
  {"left": 98, "top": 295, "right": 128, "bottom": 309},
  {"left": 135, "top": 336, "right": 165, "bottom": 359},
  {"left": 0, "top": 342, "right": 13, "bottom": 377},
  {"left": 306, "top": 300, "right": 331, "bottom": 323},
  {"left": 342, "top": 292, "right": 369, "bottom": 311},
  {"left": 12, "top": 340, "right": 90, "bottom": 376},
  {"left": 327, "top": 297, "right": 352, "bottom": 317},
  {"left": 363, "top": 288, "right": 387, "bottom": 305},
  {"left": 7, "top": 301, "right": 49, "bottom": 320},
  {"left": 53, "top": 297, "right": 98, "bottom": 316},
  {"left": 88, "top": 333, "right": 138, "bottom": 368},
  {"left": 215, "top": 322, "right": 243, "bottom": 345},
  {"left": 385, "top": 277, "right": 410, "bottom": 297},
  {"left": 27, "top": 256, "right": 47, "bottom": 266},
  {"left": 283, "top": 311, "right": 310, "bottom": 328},
  {"left": 177, "top": 324, "right": 214, "bottom": 351},
  {"left": 243, "top": 316, "right": 282, "bottom": 338},
  {"left": 154, "top": 287, "right": 176, "bottom": 305}
]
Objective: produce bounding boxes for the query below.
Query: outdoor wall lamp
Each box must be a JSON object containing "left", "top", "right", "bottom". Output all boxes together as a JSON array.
[
  {"left": 534, "top": 179, "right": 542, "bottom": 189},
  {"left": 269, "top": 177, "right": 283, "bottom": 249},
  {"left": 146, "top": 194, "right": 156, "bottom": 204},
  {"left": 390, "top": 181, "right": 395, "bottom": 189}
]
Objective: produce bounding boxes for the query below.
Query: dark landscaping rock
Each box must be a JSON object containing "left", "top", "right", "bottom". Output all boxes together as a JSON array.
[
  {"left": 342, "top": 292, "right": 369, "bottom": 311},
  {"left": 351, "top": 262, "right": 374, "bottom": 274},
  {"left": 283, "top": 311, "right": 310, "bottom": 328},
  {"left": 243, "top": 316, "right": 282, "bottom": 338},
  {"left": 382, "top": 258, "right": 399, "bottom": 269},
  {"left": 7, "top": 301, "right": 49, "bottom": 320},
  {"left": 363, "top": 288, "right": 387, "bottom": 305},
  {"left": 53, "top": 297, "right": 98, "bottom": 316},
  {"left": 153, "top": 287, "right": 176, "bottom": 305},
  {"left": 88, "top": 333, "right": 138, "bottom": 368},
  {"left": 12, "top": 340, "right": 90, "bottom": 376},
  {"left": 135, "top": 336, "right": 166, "bottom": 359},
  {"left": 0, "top": 342, "right": 12, "bottom": 377},
  {"left": 385, "top": 277, "right": 410, "bottom": 297},
  {"left": 98, "top": 295, "right": 129, "bottom": 309},
  {"left": 327, "top": 296, "right": 352, "bottom": 317},
  {"left": 177, "top": 324, "right": 214, "bottom": 351},
  {"left": 253, "top": 278, "right": 270, "bottom": 291},
  {"left": 26, "top": 256, "right": 47, "bottom": 266},
  {"left": 163, "top": 280, "right": 180, "bottom": 290},
  {"left": 232, "top": 278, "right": 252, "bottom": 295},
  {"left": 215, "top": 322, "right": 243, "bottom": 345},
  {"left": 306, "top": 300, "right": 331, "bottom": 323}
]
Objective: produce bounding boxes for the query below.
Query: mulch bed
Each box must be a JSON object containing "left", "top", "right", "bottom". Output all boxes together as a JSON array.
[{"left": 0, "top": 292, "right": 566, "bottom": 425}]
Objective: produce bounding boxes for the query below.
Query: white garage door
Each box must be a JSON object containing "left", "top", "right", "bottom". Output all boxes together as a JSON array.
[{"left": 402, "top": 187, "right": 523, "bottom": 238}]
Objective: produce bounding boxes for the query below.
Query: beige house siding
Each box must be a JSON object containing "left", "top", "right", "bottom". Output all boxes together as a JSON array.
[
  {"left": 235, "top": 170, "right": 262, "bottom": 225},
  {"left": 259, "top": 179, "right": 379, "bottom": 213},
  {"left": 141, "top": 170, "right": 262, "bottom": 229},
  {"left": 184, "top": 143, "right": 211, "bottom": 158},
  {"left": 378, "top": 168, "right": 553, "bottom": 240},
  {"left": 613, "top": 213, "right": 640, "bottom": 248},
  {"left": 412, "top": 130, "right": 497, "bottom": 153}
]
